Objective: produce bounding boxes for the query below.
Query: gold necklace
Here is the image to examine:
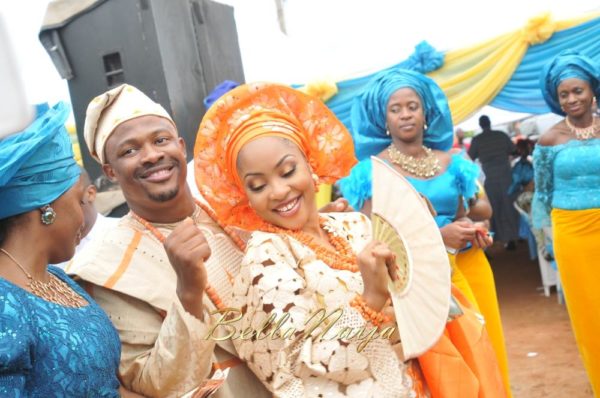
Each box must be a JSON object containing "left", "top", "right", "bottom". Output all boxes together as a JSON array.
[
  {"left": 0, "top": 248, "right": 87, "bottom": 307},
  {"left": 387, "top": 144, "right": 441, "bottom": 178},
  {"left": 565, "top": 115, "right": 599, "bottom": 140}
]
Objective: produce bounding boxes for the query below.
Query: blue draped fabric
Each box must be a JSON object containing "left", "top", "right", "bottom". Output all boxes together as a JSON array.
[
  {"left": 492, "top": 17, "right": 600, "bottom": 113},
  {"left": 539, "top": 49, "right": 600, "bottom": 115},
  {"left": 293, "top": 41, "right": 445, "bottom": 129},
  {"left": 293, "top": 17, "right": 600, "bottom": 125},
  {"left": 350, "top": 68, "right": 454, "bottom": 160},
  {"left": 0, "top": 102, "right": 80, "bottom": 219}
]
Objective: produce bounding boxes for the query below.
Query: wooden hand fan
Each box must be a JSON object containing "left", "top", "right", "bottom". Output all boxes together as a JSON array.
[{"left": 370, "top": 156, "right": 451, "bottom": 359}]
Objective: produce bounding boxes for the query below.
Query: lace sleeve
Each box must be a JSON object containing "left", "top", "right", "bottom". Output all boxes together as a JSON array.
[
  {"left": 338, "top": 158, "right": 373, "bottom": 211},
  {"left": 532, "top": 145, "right": 556, "bottom": 228}
]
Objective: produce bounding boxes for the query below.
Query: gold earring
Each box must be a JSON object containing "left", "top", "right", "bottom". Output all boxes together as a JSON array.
[
  {"left": 312, "top": 174, "right": 320, "bottom": 193},
  {"left": 40, "top": 205, "right": 56, "bottom": 225},
  {"left": 311, "top": 173, "right": 319, "bottom": 187}
]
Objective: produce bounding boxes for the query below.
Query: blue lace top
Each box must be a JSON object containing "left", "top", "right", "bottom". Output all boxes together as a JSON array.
[
  {"left": 532, "top": 138, "right": 600, "bottom": 228},
  {"left": 0, "top": 266, "right": 121, "bottom": 397},
  {"left": 339, "top": 154, "right": 480, "bottom": 228}
]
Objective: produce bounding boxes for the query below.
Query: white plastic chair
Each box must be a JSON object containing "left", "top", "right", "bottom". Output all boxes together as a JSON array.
[
  {"left": 513, "top": 202, "right": 558, "bottom": 297},
  {"left": 542, "top": 226, "right": 564, "bottom": 305}
]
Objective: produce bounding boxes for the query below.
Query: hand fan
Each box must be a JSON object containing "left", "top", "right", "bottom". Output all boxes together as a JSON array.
[{"left": 370, "top": 156, "right": 451, "bottom": 359}]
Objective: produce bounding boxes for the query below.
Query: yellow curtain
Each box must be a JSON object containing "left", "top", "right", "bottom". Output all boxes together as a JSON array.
[
  {"left": 315, "top": 183, "right": 333, "bottom": 209},
  {"left": 428, "top": 12, "right": 599, "bottom": 124}
]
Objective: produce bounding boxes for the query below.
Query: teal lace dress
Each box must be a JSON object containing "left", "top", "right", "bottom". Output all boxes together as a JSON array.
[
  {"left": 532, "top": 138, "right": 600, "bottom": 228},
  {"left": 0, "top": 266, "right": 121, "bottom": 397}
]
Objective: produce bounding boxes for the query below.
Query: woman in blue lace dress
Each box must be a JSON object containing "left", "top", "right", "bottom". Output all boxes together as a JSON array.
[
  {"left": 338, "top": 69, "right": 512, "bottom": 396},
  {"left": 0, "top": 103, "right": 124, "bottom": 397},
  {"left": 534, "top": 50, "right": 600, "bottom": 395}
]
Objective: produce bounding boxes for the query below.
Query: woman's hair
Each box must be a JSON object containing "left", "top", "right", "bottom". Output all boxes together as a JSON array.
[{"left": 516, "top": 138, "right": 531, "bottom": 157}]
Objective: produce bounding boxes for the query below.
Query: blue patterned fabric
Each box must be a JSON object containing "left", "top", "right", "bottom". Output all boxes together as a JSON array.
[
  {"left": 0, "top": 267, "right": 121, "bottom": 397},
  {"left": 203, "top": 80, "right": 240, "bottom": 109},
  {"left": 540, "top": 49, "right": 600, "bottom": 115},
  {"left": 532, "top": 138, "right": 600, "bottom": 228},
  {"left": 350, "top": 69, "right": 454, "bottom": 161},
  {"left": 0, "top": 102, "right": 80, "bottom": 219},
  {"left": 339, "top": 155, "right": 479, "bottom": 227},
  {"left": 508, "top": 159, "right": 534, "bottom": 196}
]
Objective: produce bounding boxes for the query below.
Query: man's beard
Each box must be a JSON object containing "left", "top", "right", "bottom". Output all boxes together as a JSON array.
[{"left": 148, "top": 187, "right": 179, "bottom": 202}]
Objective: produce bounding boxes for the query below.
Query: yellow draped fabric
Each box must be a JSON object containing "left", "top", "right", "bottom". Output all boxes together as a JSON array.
[
  {"left": 551, "top": 208, "right": 600, "bottom": 396},
  {"left": 315, "top": 183, "right": 333, "bottom": 208},
  {"left": 298, "top": 80, "right": 339, "bottom": 103},
  {"left": 428, "top": 12, "right": 599, "bottom": 124},
  {"left": 456, "top": 248, "right": 512, "bottom": 398}
]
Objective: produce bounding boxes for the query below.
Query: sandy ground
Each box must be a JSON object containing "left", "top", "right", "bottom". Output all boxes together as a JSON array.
[{"left": 487, "top": 242, "right": 594, "bottom": 398}]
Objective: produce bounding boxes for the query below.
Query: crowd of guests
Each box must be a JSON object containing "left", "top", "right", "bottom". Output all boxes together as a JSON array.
[{"left": 1, "top": 49, "right": 598, "bottom": 397}]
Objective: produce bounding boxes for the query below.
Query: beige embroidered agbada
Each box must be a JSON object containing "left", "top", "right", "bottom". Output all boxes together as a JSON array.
[{"left": 67, "top": 204, "right": 270, "bottom": 398}]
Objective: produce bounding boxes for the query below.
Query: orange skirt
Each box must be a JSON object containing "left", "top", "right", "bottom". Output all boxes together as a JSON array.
[{"left": 419, "top": 286, "right": 507, "bottom": 398}]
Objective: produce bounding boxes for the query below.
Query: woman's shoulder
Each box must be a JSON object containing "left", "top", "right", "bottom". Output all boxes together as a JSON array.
[
  {"left": 538, "top": 120, "right": 570, "bottom": 147},
  {"left": 446, "top": 152, "right": 478, "bottom": 174},
  {"left": 432, "top": 150, "right": 453, "bottom": 172},
  {"left": 433, "top": 149, "right": 452, "bottom": 162},
  {"left": 245, "top": 229, "right": 305, "bottom": 259},
  {"left": 246, "top": 229, "right": 286, "bottom": 249},
  {"left": 0, "top": 280, "right": 33, "bottom": 336}
]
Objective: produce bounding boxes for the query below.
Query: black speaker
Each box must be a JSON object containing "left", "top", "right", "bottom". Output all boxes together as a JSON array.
[{"left": 40, "top": 0, "right": 245, "bottom": 182}]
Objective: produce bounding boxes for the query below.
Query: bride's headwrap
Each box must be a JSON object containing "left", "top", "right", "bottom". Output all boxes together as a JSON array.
[{"left": 194, "top": 82, "right": 357, "bottom": 230}]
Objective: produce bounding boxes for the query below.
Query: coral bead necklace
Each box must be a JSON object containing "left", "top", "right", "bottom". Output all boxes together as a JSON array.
[{"left": 262, "top": 216, "right": 359, "bottom": 273}]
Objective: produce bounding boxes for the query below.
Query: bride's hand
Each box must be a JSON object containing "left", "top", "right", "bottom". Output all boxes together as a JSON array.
[{"left": 357, "top": 241, "right": 398, "bottom": 311}]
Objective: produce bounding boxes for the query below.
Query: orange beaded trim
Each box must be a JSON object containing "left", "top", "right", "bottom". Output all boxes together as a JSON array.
[
  {"left": 130, "top": 199, "right": 245, "bottom": 311},
  {"left": 350, "top": 295, "right": 392, "bottom": 327},
  {"left": 261, "top": 216, "right": 358, "bottom": 273}
]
